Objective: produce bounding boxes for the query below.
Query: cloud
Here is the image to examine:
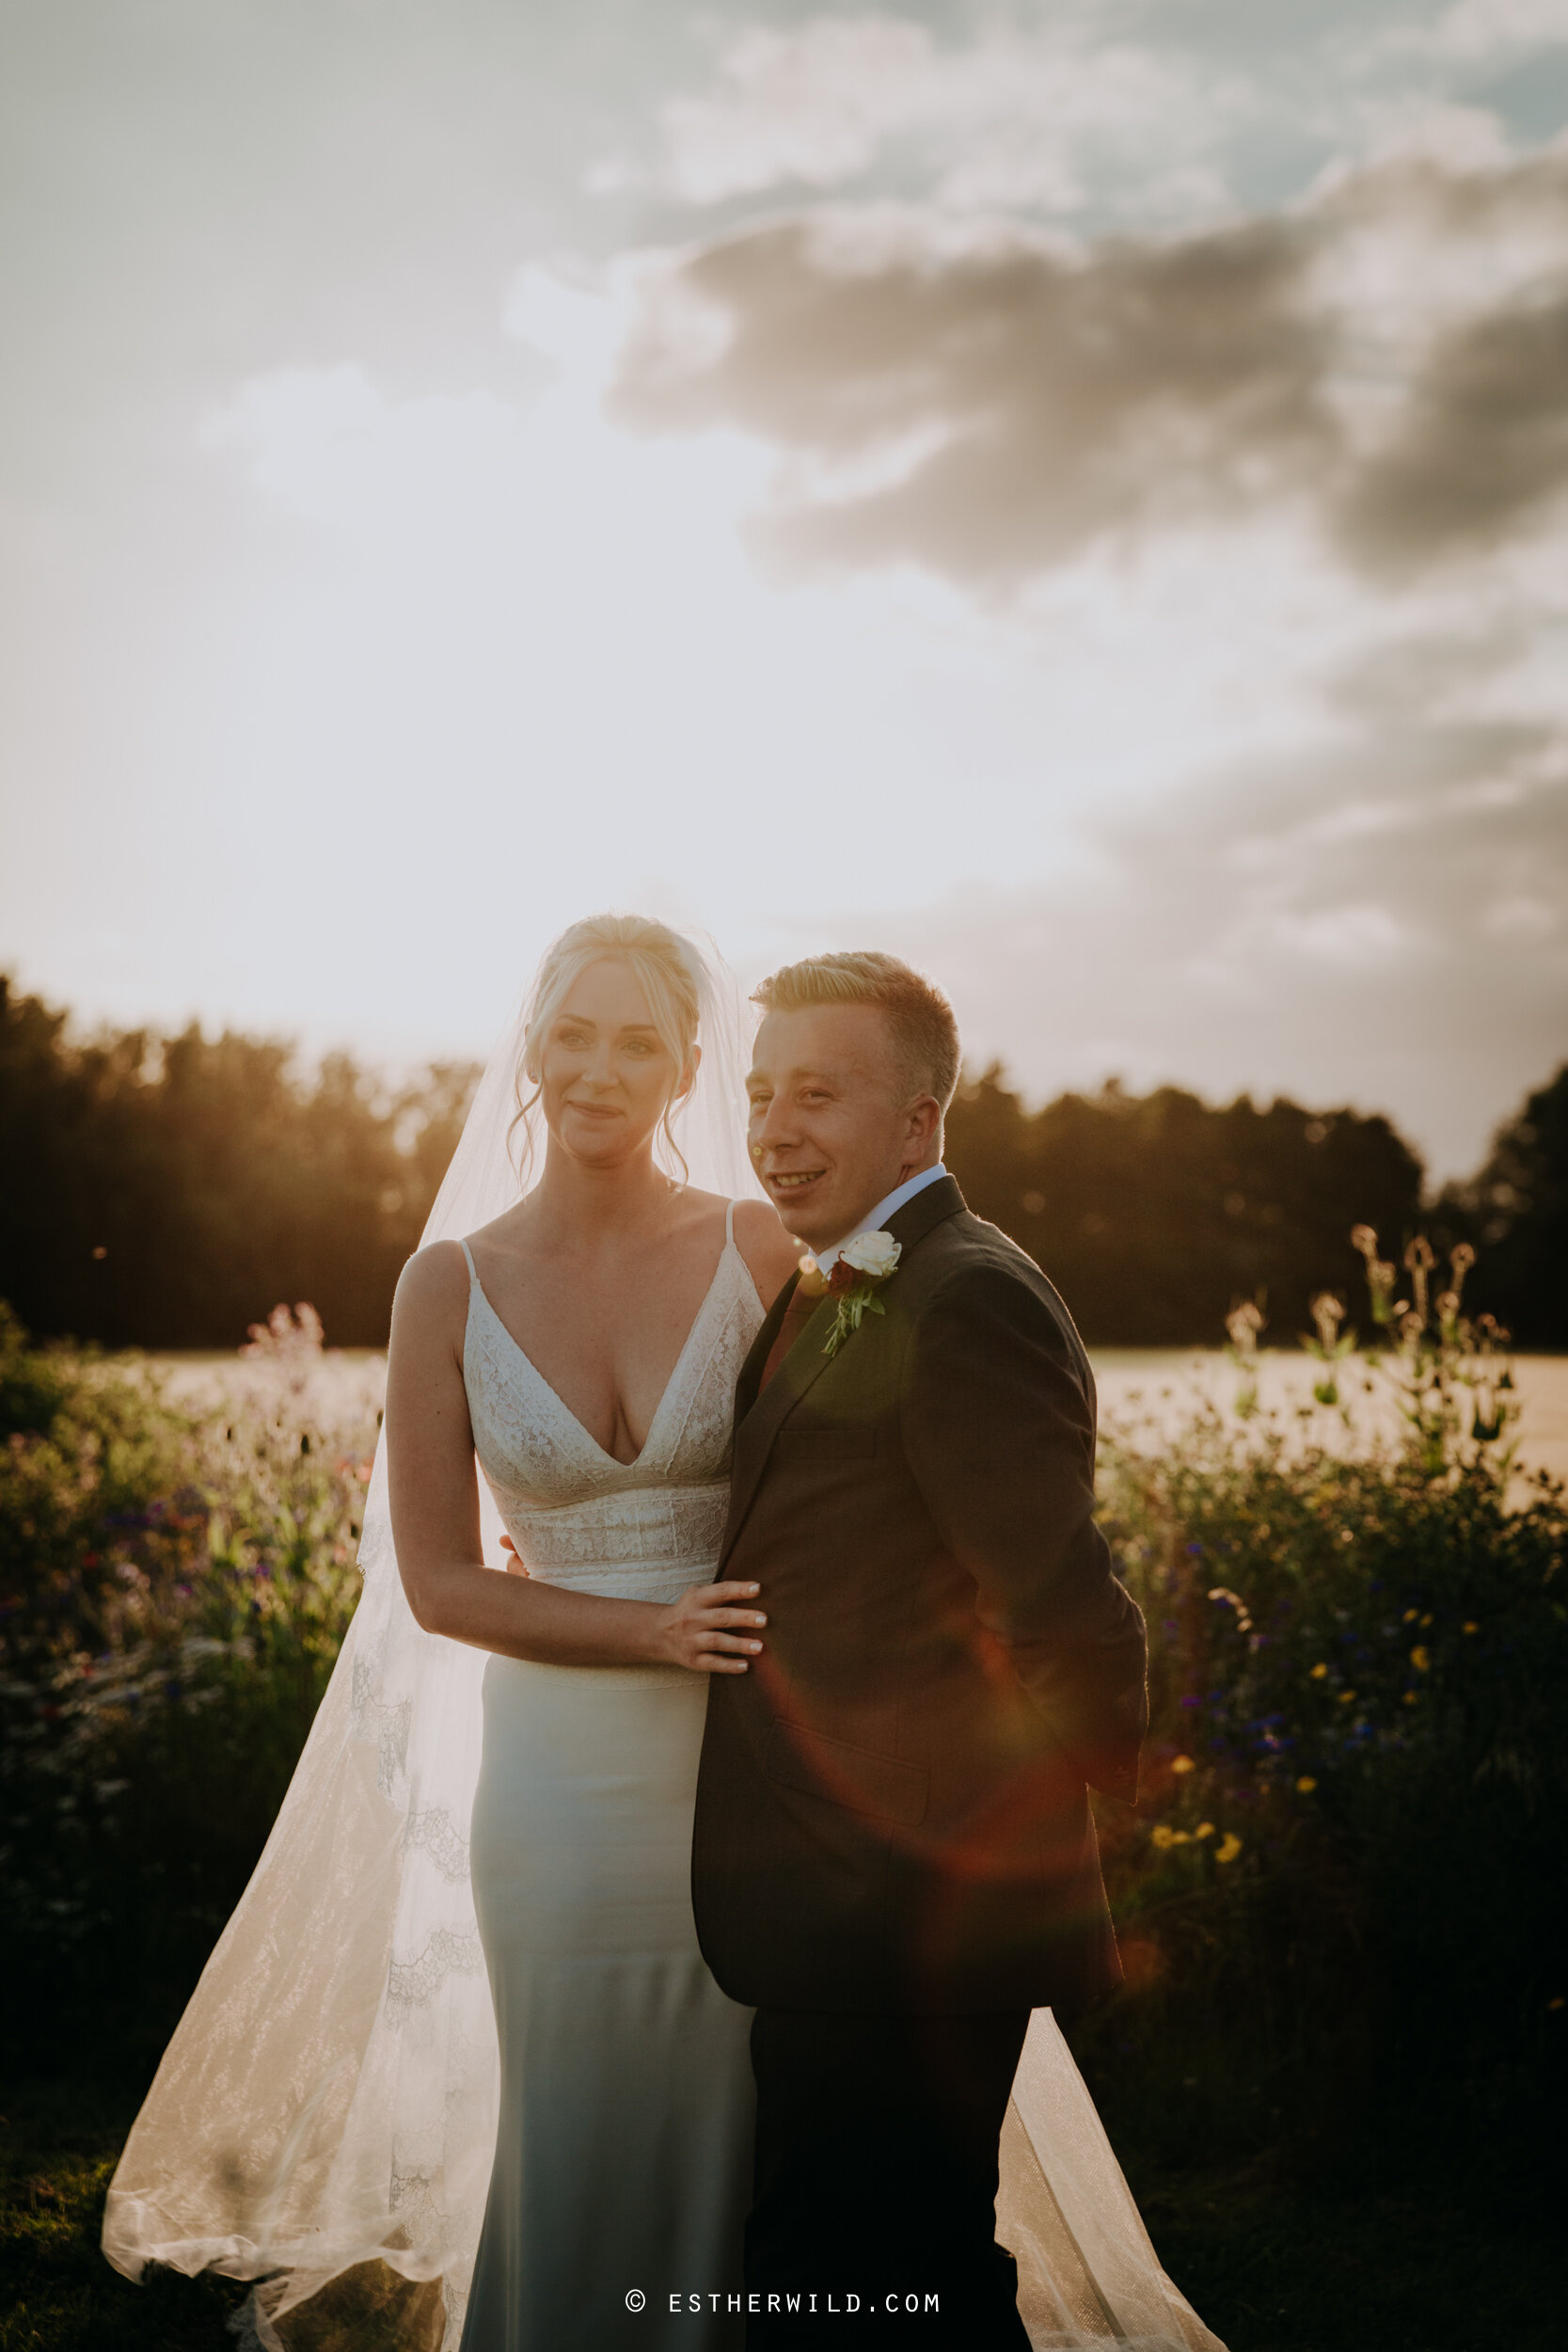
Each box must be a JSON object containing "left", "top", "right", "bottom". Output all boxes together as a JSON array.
[
  {"left": 200, "top": 365, "right": 529, "bottom": 527},
  {"left": 612, "top": 211, "right": 1336, "bottom": 581},
  {"left": 860, "top": 675, "right": 1568, "bottom": 1174},
  {"left": 1338, "top": 282, "right": 1568, "bottom": 573},
  {"left": 610, "top": 149, "right": 1568, "bottom": 592},
  {"left": 658, "top": 12, "right": 1222, "bottom": 215},
  {"left": 1418, "top": 0, "right": 1568, "bottom": 61}
]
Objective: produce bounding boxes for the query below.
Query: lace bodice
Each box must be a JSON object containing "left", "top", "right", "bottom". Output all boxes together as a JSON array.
[{"left": 461, "top": 1202, "right": 766, "bottom": 1616}]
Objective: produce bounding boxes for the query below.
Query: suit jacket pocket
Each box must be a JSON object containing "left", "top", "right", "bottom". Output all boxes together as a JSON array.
[{"left": 765, "top": 1718, "right": 928, "bottom": 1827}]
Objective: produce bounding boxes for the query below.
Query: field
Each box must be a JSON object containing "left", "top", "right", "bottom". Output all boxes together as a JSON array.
[{"left": 3, "top": 1304, "right": 1564, "bottom": 2350}]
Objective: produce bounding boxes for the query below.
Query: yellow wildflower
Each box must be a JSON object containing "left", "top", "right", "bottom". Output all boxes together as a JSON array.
[
  {"left": 1309, "top": 1663, "right": 1328, "bottom": 1680},
  {"left": 1410, "top": 1646, "right": 1430, "bottom": 1672},
  {"left": 1196, "top": 1821, "right": 1215, "bottom": 1838},
  {"left": 1463, "top": 1621, "right": 1478, "bottom": 1635},
  {"left": 1338, "top": 1691, "right": 1356, "bottom": 1705},
  {"left": 1150, "top": 1825, "right": 1178, "bottom": 1850},
  {"left": 1215, "top": 1833, "right": 1243, "bottom": 1865},
  {"left": 1402, "top": 1608, "right": 1418, "bottom": 1624},
  {"left": 1171, "top": 1755, "right": 1196, "bottom": 1774},
  {"left": 1296, "top": 1776, "right": 1317, "bottom": 1793}
]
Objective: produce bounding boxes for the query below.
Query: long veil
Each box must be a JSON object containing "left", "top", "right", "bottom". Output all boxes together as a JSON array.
[{"left": 102, "top": 927, "right": 764, "bottom": 2346}]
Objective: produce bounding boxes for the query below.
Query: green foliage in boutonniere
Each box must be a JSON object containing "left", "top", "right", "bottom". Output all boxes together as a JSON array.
[{"left": 812, "top": 1231, "right": 903, "bottom": 1359}]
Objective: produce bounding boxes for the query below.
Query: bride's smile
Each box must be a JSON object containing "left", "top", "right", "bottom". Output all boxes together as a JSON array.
[{"left": 537, "top": 959, "right": 696, "bottom": 1168}]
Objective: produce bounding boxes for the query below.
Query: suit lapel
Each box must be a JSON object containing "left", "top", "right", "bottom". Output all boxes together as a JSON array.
[
  {"left": 881, "top": 1170, "right": 965, "bottom": 1257},
  {"left": 733, "top": 1268, "right": 800, "bottom": 1432},
  {"left": 722, "top": 1285, "right": 839, "bottom": 1557},
  {"left": 720, "top": 1174, "right": 968, "bottom": 1563}
]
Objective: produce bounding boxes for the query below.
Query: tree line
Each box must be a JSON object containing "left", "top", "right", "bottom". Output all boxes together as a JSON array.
[{"left": 1, "top": 976, "right": 1562, "bottom": 1350}]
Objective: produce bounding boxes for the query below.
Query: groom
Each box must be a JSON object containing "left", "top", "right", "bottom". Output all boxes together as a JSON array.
[{"left": 692, "top": 951, "right": 1148, "bottom": 2344}]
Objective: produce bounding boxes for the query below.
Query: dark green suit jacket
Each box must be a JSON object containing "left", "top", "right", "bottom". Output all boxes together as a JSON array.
[{"left": 691, "top": 1174, "right": 1147, "bottom": 2016}]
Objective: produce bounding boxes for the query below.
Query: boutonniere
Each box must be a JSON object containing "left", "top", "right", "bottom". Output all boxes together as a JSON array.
[{"left": 807, "top": 1231, "right": 902, "bottom": 1359}]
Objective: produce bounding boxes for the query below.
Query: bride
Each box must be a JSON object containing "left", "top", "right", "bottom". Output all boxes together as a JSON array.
[
  {"left": 388, "top": 914, "right": 796, "bottom": 2345},
  {"left": 103, "top": 912, "right": 1224, "bottom": 2352}
]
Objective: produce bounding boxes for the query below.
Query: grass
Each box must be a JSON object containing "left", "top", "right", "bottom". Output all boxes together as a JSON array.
[
  {"left": 0, "top": 2064, "right": 245, "bottom": 2351},
  {"left": 3, "top": 2061, "right": 1560, "bottom": 2352},
  {"left": 1132, "top": 2153, "right": 1562, "bottom": 2352}
]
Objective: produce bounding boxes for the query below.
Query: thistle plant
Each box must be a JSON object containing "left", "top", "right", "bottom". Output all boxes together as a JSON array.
[
  {"left": 1351, "top": 1224, "right": 1516, "bottom": 1476},
  {"left": 1301, "top": 1289, "right": 1357, "bottom": 1410},
  {"left": 1225, "top": 1297, "right": 1266, "bottom": 1419}
]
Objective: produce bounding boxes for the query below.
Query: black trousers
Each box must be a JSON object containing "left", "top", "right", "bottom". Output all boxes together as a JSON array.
[{"left": 743, "top": 2007, "right": 1032, "bottom": 2347}]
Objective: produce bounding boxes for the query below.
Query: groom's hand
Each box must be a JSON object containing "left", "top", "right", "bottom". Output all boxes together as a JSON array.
[{"left": 654, "top": 1581, "right": 767, "bottom": 1675}]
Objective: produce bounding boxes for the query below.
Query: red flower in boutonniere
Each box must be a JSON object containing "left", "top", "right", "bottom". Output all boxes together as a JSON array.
[{"left": 817, "top": 1231, "right": 902, "bottom": 1359}]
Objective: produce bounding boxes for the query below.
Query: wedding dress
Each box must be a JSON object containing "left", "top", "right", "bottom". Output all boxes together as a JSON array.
[
  {"left": 456, "top": 1212, "right": 761, "bottom": 2348},
  {"left": 101, "top": 924, "right": 1222, "bottom": 2352}
]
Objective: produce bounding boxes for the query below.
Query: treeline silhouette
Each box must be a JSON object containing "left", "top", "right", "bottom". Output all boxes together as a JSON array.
[{"left": 2, "top": 975, "right": 1563, "bottom": 1350}]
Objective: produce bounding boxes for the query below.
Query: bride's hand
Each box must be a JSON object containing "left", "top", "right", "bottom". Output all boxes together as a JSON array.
[
  {"left": 654, "top": 1581, "right": 767, "bottom": 1675},
  {"left": 499, "top": 1535, "right": 530, "bottom": 1577}
]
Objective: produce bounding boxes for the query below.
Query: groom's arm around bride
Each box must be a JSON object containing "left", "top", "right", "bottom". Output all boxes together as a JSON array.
[{"left": 691, "top": 949, "right": 1148, "bottom": 2345}]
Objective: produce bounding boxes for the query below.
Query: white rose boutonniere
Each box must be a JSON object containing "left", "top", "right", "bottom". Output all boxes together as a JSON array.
[{"left": 820, "top": 1231, "right": 902, "bottom": 1359}]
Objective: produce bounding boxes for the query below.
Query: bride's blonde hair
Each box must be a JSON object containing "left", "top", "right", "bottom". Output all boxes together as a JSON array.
[{"left": 511, "top": 913, "right": 703, "bottom": 1183}]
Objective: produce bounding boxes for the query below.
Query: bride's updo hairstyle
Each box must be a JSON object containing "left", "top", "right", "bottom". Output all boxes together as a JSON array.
[{"left": 512, "top": 912, "right": 704, "bottom": 1183}]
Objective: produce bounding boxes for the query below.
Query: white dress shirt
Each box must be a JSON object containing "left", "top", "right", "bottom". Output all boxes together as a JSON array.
[{"left": 811, "top": 1162, "right": 948, "bottom": 1274}]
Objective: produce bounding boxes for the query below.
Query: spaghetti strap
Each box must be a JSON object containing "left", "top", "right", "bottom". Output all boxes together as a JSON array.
[
  {"left": 724, "top": 1199, "right": 736, "bottom": 1249},
  {"left": 459, "top": 1239, "right": 478, "bottom": 1281}
]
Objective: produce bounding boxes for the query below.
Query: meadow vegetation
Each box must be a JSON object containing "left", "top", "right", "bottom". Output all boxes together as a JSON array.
[{"left": 1, "top": 1226, "right": 1564, "bottom": 2344}]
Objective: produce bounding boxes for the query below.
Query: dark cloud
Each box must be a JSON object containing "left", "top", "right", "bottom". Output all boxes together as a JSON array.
[
  {"left": 611, "top": 154, "right": 1568, "bottom": 588},
  {"left": 1338, "top": 286, "right": 1568, "bottom": 575}
]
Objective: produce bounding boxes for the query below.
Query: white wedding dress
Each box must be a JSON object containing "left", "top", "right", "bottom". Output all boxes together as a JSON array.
[{"left": 457, "top": 1210, "right": 761, "bottom": 2349}]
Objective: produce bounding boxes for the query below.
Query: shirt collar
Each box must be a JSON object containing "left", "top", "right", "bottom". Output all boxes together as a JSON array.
[{"left": 811, "top": 1163, "right": 947, "bottom": 1274}]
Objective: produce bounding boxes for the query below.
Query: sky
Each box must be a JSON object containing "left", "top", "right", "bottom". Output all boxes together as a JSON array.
[{"left": 3, "top": 0, "right": 1566, "bottom": 1177}]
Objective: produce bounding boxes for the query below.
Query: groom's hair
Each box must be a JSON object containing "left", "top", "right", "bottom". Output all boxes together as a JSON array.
[{"left": 752, "top": 951, "right": 961, "bottom": 1111}]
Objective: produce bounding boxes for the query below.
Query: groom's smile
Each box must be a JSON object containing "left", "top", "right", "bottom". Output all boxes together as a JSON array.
[{"left": 746, "top": 1003, "right": 941, "bottom": 1253}]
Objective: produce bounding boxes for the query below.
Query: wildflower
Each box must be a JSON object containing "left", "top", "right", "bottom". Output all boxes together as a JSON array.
[
  {"left": 1150, "top": 1825, "right": 1179, "bottom": 1851},
  {"left": 1402, "top": 1608, "right": 1419, "bottom": 1624},
  {"left": 1338, "top": 1691, "right": 1356, "bottom": 1705},
  {"left": 1463, "top": 1621, "right": 1479, "bottom": 1635},
  {"left": 1226, "top": 1301, "right": 1265, "bottom": 1354},
  {"left": 1296, "top": 1776, "right": 1318, "bottom": 1793},
  {"left": 1196, "top": 1821, "right": 1215, "bottom": 1839},
  {"left": 1410, "top": 1646, "right": 1430, "bottom": 1673},
  {"left": 1309, "top": 1663, "right": 1328, "bottom": 1680},
  {"left": 1215, "top": 1833, "right": 1243, "bottom": 1865},
  {"left": 1403, "top": 1691, "right": 1418, "bottom": 1706},
  {"left": 1171, "top": 1755, "right": 1196, "bottom": 1775},
  {"left": 1308, "top": 1293, "right": 1345, "bottom": 1352}
]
